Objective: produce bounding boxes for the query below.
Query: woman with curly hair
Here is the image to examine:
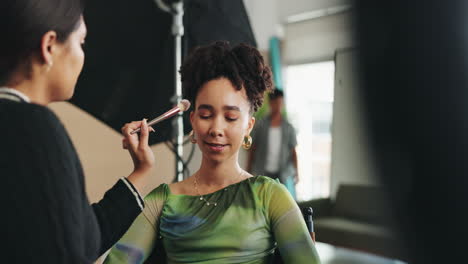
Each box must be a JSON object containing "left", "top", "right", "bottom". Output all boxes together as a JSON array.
[{"left": 104, "top": 41, "right": 320, "bottom": 264}]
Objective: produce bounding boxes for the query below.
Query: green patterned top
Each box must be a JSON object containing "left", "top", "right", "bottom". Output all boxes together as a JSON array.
[{"left": 104, "top": 176, "right": 320, "bottom": 264}]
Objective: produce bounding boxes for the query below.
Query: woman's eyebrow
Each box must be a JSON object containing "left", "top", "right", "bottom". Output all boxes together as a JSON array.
[
  {"left": 223, "top": 105, "right": 240, "bottom": 112},
  {"left": 197, "top": 105, "right": 240, "bottom": 112},
  {"left": 197, "top": 104, "right": 213, "bottom": 111}
]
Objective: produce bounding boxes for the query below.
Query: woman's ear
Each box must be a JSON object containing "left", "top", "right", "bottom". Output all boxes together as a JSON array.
[
  {"left": 189, "top": 110, "right": 195, "bottom": 126},
  {"left": 40, "top": 31, "right": 58, "bottom": 66},
  {"left": 246, "top": 116, "right": 256, "bottom": 135}
]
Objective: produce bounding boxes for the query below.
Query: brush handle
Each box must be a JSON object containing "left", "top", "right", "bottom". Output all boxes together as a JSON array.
[{"left": 130, "top": 107, "right": 181, "bottom": 134}]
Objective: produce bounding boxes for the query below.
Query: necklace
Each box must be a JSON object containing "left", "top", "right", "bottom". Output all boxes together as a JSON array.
[{"left": 193, "top": 170, "right": 245, "bottom": 207}]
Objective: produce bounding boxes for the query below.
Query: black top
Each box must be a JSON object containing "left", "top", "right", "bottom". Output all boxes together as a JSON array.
[{"left": 0, "top": 98, "right": 143, "bottom": 263}]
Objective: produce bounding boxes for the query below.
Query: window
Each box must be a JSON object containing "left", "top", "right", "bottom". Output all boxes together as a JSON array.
[{"left": 285, "top": 61, "right": 334, "bottom": 201}]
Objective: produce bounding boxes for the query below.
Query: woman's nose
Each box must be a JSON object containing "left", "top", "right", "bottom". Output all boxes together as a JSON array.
[
  {"left": 209, "top": 118, "right": 224, "bottom": 137},
  {"left": 209, "top": 129, "right": 223, "bottom": 137}
]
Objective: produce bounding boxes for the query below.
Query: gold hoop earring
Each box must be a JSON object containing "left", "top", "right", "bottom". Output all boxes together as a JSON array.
[
  {"left": 189, "top": 130, "right": 197, "bottom": 144},
  {"left": 242, "top": 135, "right": 252, "bottom": 150}
]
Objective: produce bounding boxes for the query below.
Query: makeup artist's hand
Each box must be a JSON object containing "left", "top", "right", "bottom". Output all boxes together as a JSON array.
[{"left": 121, "top": 119, "right": 155, "bottom": 193}]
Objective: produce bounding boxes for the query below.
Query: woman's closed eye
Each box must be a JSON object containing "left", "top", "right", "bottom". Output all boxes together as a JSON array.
[{"left": 225, "top": 115, "right": 238, "bottom": 121}]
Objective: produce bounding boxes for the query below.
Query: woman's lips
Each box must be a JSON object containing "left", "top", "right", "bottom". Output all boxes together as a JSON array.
[{"left": 205, "top": 142, "right": 228, "bottom": 152}]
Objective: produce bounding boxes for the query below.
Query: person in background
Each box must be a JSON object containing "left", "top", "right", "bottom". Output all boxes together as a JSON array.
[
  {"left": 0, "top": 0, "right": 155, "bottom": 262},
  {"left": 247, "top": 89, "right": 299, "bottom": 199},
  {"left": 104, "top": 41, "right": 319, "bottom": 264}
]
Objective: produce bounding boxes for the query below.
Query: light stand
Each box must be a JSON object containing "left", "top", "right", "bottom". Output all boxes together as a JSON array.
[{"left": 155, "top": 0, "right": 185, "bottom": 182}]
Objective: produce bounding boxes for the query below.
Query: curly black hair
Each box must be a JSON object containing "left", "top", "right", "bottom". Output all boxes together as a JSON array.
[{"left": 179, "top": 41, "right": 273, "bottom": 113}]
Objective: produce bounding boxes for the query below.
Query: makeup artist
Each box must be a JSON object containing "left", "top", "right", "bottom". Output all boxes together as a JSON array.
[{"left": 0, "top": 0, "right": 155, "bottom": 263}]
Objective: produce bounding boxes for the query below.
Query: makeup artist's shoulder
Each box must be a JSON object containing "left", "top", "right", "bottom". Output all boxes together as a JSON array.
[{"left": 6, "top": 102, "right": 61, "bottom": 125}]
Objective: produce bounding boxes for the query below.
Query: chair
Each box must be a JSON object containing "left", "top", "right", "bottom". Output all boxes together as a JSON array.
[{"left": 302, "top": 207, "right": 316, "bottom": 242}]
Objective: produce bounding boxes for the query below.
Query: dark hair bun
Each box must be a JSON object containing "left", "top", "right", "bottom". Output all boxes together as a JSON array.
[{"left": 180, "top": 41, "right": 273, "bottom": 112}]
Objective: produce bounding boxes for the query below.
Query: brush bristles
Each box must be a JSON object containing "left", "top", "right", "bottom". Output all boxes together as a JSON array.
[{"left": 178, "top": 99, "right": 191, "bottom": 111}]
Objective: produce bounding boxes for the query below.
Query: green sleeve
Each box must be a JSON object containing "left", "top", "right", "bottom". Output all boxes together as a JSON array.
[
  {"left": 267, "top": 181, "right": 321, "bottom": 263},
  {"left": 104, "top": 185, "right": 167, "bottom": 264}
]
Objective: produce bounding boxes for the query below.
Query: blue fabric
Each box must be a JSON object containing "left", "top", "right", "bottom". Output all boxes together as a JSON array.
[
  {"left": 284, "top": 177, "right": 297, "bottom": 200},
  {"left": 269, "top": 37, "right": 284, "bottom": 91}
]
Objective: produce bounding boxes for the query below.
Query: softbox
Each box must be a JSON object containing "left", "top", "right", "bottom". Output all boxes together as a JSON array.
[{"left": 71, "top": 0, "right": 257, "bottom": 145}]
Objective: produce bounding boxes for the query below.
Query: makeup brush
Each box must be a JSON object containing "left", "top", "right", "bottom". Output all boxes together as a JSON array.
[{"left": 130, "top": 99, "right": 191, "bottom": 134}]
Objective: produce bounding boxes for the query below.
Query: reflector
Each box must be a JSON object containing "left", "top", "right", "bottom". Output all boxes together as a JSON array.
[{"left": 71, "top": 0, "right": 256, "bottom": 145}]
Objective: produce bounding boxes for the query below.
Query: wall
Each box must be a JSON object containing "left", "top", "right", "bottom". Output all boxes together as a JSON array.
[
  {"left": 278, "top": 0, "right": 349, "bottom": 19},
  {"left": 330, "top": 48, "right": 379, "bottom": 197},
  {"left": 283, "top": 11, "right": 354, "bottom": 64},
  {"left": 244, "top": 0, "right": 351, "bottom": 52},
  {"left": 243, "top": 0, "right": 279, "bottom": 51}
]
